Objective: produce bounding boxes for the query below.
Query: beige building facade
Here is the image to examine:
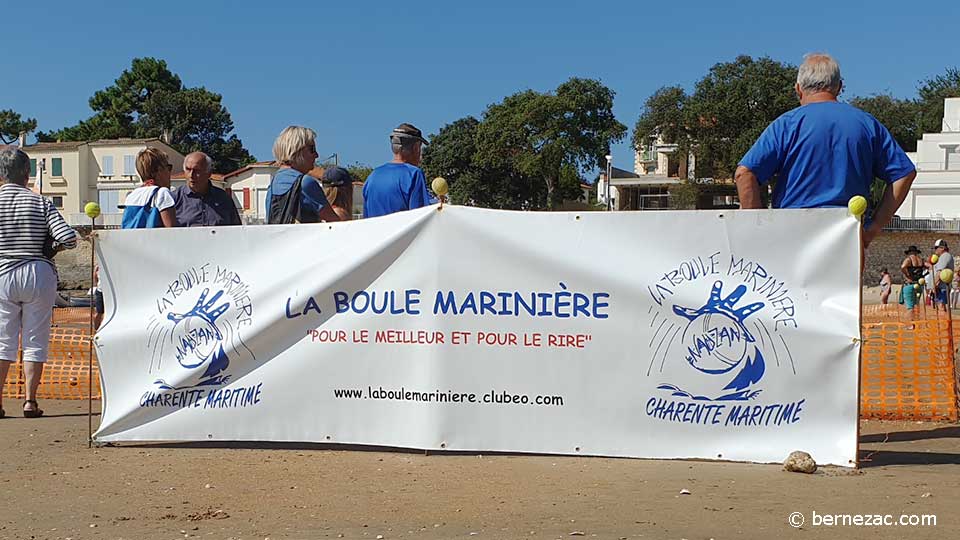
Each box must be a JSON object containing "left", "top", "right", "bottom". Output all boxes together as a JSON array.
[{"left": 22, "top": 138, "right": 184, "bottom": 225}]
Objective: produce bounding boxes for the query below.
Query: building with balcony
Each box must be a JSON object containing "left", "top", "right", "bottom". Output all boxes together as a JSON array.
[
  {"left": 601, "top": 134, "right": 735, "bottom": 211},
  {"left": 899, "top": 97, "right": 960, "bottom": 219},
  {"left": 22, "top": 138, "right": 185, "bottom": 226}
]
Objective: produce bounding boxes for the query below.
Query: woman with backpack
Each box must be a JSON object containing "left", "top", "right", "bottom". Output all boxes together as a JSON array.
[
  {"left": 266, "top": 126, "right": 341, "bottom": 224},
  {"left": 121, "top": 148, "right": 178, "bottom": 229}
]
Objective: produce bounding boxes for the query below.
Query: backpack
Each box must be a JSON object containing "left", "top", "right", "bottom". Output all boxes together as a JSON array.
[
  {"left": 121, "top": 187, "right": 162, "bottom": 229},
  {"left": 268, "top": 173, "right": 318, "bottom": 224}
]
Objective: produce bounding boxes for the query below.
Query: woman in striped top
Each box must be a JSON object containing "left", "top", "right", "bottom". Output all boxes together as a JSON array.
[{"left": 0, "top": 146, "right": 78, "bottom": 419}]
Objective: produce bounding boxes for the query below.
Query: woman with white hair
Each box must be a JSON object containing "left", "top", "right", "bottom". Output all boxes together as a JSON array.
[
  {"left": 266, "top": 126, "right": 341, "bottom": 224},
  {"left": 0, "top": 146, "right": 78, "bottom": 418}
]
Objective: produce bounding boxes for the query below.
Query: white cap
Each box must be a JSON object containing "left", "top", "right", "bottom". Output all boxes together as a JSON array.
[{"left": 934, "top": 239, "right": 948, "bottom": 249}]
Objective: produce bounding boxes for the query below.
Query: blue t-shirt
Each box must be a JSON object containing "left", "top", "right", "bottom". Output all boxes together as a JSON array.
[
  {"left": 362, "top": 162, "right": 432, "bottom": 218},
  {"left": 739, "top": 102, "right": 915, "bottom": 209},
  {"left": 265, "top": 168, "right": 328, "bottom": 221}
]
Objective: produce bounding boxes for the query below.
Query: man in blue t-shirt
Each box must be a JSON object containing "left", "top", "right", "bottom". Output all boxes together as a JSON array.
[
  {"left": 735, "top": 53, "right": 916, "bottom": 248},
  {"left": 363, "top": 123, "right": 434, "bottom": 218}
]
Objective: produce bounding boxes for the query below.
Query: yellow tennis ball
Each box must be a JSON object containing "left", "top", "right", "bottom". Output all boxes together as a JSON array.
[
  {"left": 931, "top": 254, "right": 939, "bottom": 264},
  {"left": 941, "top": 268, "right": 954, "bottom": 284},
  {"left": 84, "top": 201, "right": 101, "bottom": 219},
  {"left": 918, "top": 278, "right": 925, "bottom": 286},
  {"left": 432, "top": 177, "right": 449, "bottom": 197},
  {"left": 847, "top": 195, "right": 867, "bottom": 218}
]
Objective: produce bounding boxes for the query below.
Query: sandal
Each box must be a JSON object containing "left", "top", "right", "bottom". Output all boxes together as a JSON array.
[{"left": 23, "top": 400, "right": 43, "bottom": 418}]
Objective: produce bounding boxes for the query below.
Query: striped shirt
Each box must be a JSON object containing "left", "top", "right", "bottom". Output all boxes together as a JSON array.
[{"left": 0, "top": 183, "right": 78, "bottom": 276}]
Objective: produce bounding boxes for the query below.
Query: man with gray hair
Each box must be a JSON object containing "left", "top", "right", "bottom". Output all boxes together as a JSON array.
[
  {"left": 363, "top": 123, "right": 433, "bottom": 218},
  {"left": 172, "top": 151, "right": 241, "bottom": 227},
  {"left": 0, "top": 145, "right": 78, "bottom": 418},
  {"left": 735, "top": 53, "right": 916, "bottom": 247}
]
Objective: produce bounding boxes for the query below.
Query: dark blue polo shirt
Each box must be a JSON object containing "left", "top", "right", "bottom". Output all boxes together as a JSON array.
[{"left": 172, "top": 184, "right": 242, "bottom": 227}]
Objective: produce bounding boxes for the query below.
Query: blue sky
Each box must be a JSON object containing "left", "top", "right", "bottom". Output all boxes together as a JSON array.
[{"left": 3, "top": 1, "right": 958, "bottom": 173}]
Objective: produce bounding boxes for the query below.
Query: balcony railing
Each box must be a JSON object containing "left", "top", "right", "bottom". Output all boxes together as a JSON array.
[
  {"left": 67, "top": 212, "right": 123, "bottom": 227},
  {"left": 914, "top": 161, "right": 960, "bottom": 172},
  {"left": 884, "top": 216, "right": 960, "bottom": 232},
  {"left": 637, "top": 149, "right": 657, "bottom": 162}
]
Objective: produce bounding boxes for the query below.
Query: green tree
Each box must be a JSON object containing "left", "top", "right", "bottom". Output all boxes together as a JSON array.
[
  {"left": 0, "top": 109, "right": 37, "bottom": 144},
  {"left": 38, "top": 58, "right": 253, "bottom": 173},
  {"left": 345, "top": 163, "right": 373, "bottom": 183},
  {"left": 918, "top": 67, "right": 960, "bottom": 134},
  {"left": 138, "top": 87, "right": 254, "bottom": 172},
  {"left": 422, "top": 116, "right": 541, "bottom": 209},
  {"left": 475, "top": 78, "right": 626, "bottom": 209},
  {"left": 849, "top": 94, "right": 921, "bottom": 151},
  {"left": 683, "top": 56, "right": 797, "bottom": 179},
  {"left": 631, "top": 56, "right": 796, "bottom": 180},
  {"left": 631, "top": 86, "right": 688, "bottom": 150}
]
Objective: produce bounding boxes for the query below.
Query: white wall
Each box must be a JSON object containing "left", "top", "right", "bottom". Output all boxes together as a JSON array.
[
  {"left": 227, "top": 168, "right": 275, "bottom": 222},
  {"left": 897, "top": 98, "right": 960, "bottom": 218}
]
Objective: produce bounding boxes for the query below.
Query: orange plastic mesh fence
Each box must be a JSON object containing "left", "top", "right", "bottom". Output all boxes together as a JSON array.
[
  {"left": 5, "top": 307, "right": 960, "bottom": 419},
  {"left": 861, "top": 316, "right": 959, "bottom": 421},
  {"left": 52, "top": 307, "right": 96, "bottom": 328},
  {"left": 2, "top": 325, "right": 100, "bottom": 401}
]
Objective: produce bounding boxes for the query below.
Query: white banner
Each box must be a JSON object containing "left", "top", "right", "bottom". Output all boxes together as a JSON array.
[{"left": 94, "top": 205, "right": 861, "bottom": 466}]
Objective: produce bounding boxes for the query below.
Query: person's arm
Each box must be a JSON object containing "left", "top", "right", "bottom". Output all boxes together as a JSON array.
[
  {"left": 735, "top": 120, "right": 784, "bottom": 209},
  {"left": 331, "top": 206, "right": 352, "bottom": 221},
  {"left": 734, "top": 166, "right": 764, "bottom": 209},
  {"left": 863, "top": 170, "right": 916, "bottom": 248},
  {"left": 318, "top": 204, "right": 341, "bottom": 222},
  {"left": 156, "top": 188, "right": 179, "bottom": 227},
  {"left": 45, "top": 202, "right": 79, "bottom": 249},
  {"left": 865, "top": 119, "right": 918, "bottom": 248},
  {"left": 160, "top": 207, "right": 178, "bottom": 227},
  {"left": 302, "top": 176, "right": 339, "bottom": 222}
]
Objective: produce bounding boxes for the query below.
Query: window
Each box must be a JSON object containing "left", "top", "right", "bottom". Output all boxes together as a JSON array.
[
  {"left": 123, "top": 154, "right": 136, "bottom": 175},
  {"left": 102, "top": 155, "right": 114, "bottom": 176},
  {"left": 99, "top": 190, "right": 120, "bottom": 214},
  {"left": 51, "top": 196, "right": 64, "bottom": 208},
  {"left": 51, "top": 157, "right": 62, "bottom": 177},
  {"left": 30, "top": 159, "right": 37, "bottom": 177}
]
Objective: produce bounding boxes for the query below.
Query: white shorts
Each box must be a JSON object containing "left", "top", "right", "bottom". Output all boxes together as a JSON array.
[{"left": 0, "top": 261, "right": 58, "bottom": 363}]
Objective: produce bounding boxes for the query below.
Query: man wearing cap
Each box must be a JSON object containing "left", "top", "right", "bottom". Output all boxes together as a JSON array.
[
  {"left": 931, "top": 239, "right": 954, "bottom": 311},
  {"left": 172, "top": 152, "right": 242, "bottom": 227},
  {"left": 735, "top": 53, "right": 916, "bottom": 248},
  {"left": 363, "top": 123, "right": 433, "bottom": 219}
]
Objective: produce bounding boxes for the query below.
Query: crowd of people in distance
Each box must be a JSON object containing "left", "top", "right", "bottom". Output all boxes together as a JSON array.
[{"left": 886, "top": 241, "right": 958, "bottom": 310}]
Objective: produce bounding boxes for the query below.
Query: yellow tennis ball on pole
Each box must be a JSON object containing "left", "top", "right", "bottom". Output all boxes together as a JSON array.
[
  {"left": 941, "top": 268, "right": 954, "bottom": 284},
  {"left": 432, "top": 177, "right": 449, "bottom": 197},
  {"left": 84, "top": 201, "right": 101, "bottom": 219},
  {"left": 931, "top": 254, "right": 939, "bottom": 264},
  {"left": 847, "top": 195, "right": 867, "bottom": 218},
  {"left": 918, "top": 278, "right": 926, "bottom": 286}
]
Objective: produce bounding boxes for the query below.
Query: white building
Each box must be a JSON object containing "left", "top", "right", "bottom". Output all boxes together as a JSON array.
[
  {"left": 610, "top": 134, "right": 733, "bottom": 211},
  {"left": 221, "top": 161, "right": 279, "bottom": 223},
  {"left": 899, "top": 97, "right": 960, "bottom": 219},
  {"left": 223, "top": 163, "right": 365, "bottom": 222}
]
